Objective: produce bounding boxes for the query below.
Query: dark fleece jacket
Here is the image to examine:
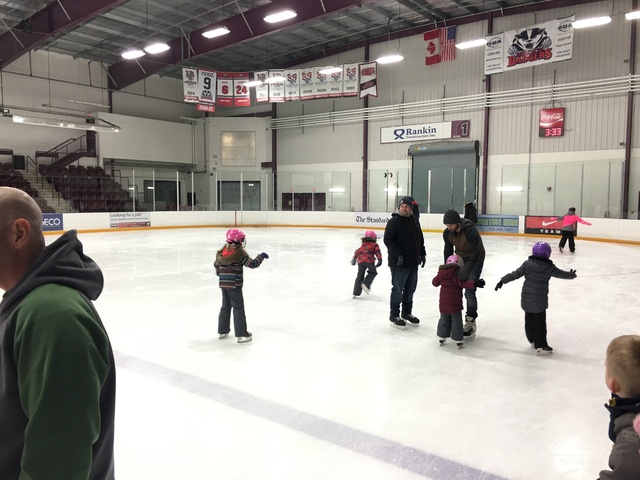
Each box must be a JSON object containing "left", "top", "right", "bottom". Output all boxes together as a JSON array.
[{"left": 384, "top": 212, "right": 425, "bottom": 268}]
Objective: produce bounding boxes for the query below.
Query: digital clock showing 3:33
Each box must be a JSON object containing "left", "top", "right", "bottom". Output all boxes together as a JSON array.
[{"left": 539, "top": 107, "right": 565, "bottom": 138}]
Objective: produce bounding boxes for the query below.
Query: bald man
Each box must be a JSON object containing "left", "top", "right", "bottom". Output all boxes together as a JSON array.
[{"left": 0, "top": 187, "right": 115, "bottom": 480}]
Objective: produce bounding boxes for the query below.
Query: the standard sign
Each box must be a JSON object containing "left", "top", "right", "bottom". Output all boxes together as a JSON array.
[{"left": 380, "top": 120, "right": 470, "bottom": 144}]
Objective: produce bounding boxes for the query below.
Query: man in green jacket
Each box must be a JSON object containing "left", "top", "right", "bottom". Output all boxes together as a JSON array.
[{"left": 0, "top": 187, "right": 115, "bottom": 480}]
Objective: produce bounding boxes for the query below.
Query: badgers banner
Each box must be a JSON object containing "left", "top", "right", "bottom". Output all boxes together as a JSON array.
[{"left": 484, "top": 15, "right": 574, "bottom": 75}]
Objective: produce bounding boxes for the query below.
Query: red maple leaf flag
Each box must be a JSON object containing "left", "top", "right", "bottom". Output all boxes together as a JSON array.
[
  {"left": 424, "top": 29, "right": 441, "bottom": 65},
  {"left": 424, "top": 27, "right": 456, "bottom": 65}
]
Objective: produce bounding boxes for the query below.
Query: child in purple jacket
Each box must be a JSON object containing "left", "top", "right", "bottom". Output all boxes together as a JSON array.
[{"left": 432, "top": 254, "right": 485, "bottom": 348}]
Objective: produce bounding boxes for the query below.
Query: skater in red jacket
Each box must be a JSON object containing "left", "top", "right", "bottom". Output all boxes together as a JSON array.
[
  {"left": 351, "top": 230, "right": 382, "bottom": 297},
  {"left": 432, "top": 255, "right": 485, "bottom": 348}
]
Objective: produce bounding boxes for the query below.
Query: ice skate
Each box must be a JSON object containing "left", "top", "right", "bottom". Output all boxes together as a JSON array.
[
  {"left": 219, "top": 333, "right": 229, "bottom": 339},
  {"left": 438, "top": 337, "right": 446, "bottom": 346},
  {"left": 463, "top": 316, "right": 477, "bottom": 338},
  {"left": 237, "top": 332, "right": 253, "bottom": 343},
  {"left": 456, "top": 342, "right": 464, "bottom": 349},
  {"left": 401, "top": 313, "right": 420, "bottom": 325},
  {"left": 536, "top": 346, "right": 553, "bottom": 355},
  {"left": 559, "top": 246, "right": 563, "bottom": 253},
  {"left": 390, "top": 317, "right": 406, "bottom": 329},
  {"left": 361, "top": 284, "right": 370, "bottom": 294}
]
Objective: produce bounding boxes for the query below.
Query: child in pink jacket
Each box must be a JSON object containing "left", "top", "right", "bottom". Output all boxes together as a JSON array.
[
  {"left": 351, "top": 230, "right": 382, "bottom": 297},
  {"left": 552, "top": 207, "right": 591, "bottom": 253}
]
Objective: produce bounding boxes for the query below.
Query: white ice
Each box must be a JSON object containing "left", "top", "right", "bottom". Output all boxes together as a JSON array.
[{"left": 57, "top": 227, "right": 640, "bottom": 480}]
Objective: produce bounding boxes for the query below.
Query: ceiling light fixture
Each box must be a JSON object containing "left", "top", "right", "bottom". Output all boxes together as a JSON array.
[
  {"left": 263, "top": 10, "right": 297, "bottom": 23},
  {"left": 67, "top": 100, "right": 110, "bottom": 108},
  {"left": 202, "top": 26, "right": 230, "bottom": 38},
  {"left": 121, "top": 49, "right": 145, "bottom": 60},
  {"left": 377, "top": 54, "right": 404, "bottom": 64},
  {"left": 319, "top": 66, "right": 342, "bottom": 75},
  {"left": 11, "top": 115, "right": 120, "bottom": 133},
  {"left": 572, "top": 16, "right": 611, "bottom": 28},
  {"left": 496, "top": 186, "right": 524, "bottom": 192},
  {"left": 144, "top": 42, "right": 170, "bottom": 54},
  {"left": 626, "top": 10, "right": 640, "bottom": 20},
  {"left": 456, "top": 38, "right": 487, "bottom": 49}
]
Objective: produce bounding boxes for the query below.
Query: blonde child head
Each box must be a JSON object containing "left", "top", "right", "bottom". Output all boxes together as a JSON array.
[{"left": 605, "top": 335, "right": 640, "bottom": 398}]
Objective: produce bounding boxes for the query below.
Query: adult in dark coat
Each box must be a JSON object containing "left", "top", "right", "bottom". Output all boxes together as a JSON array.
[
  {"left": 384, "top": 196, "right": 426, "bottom": 329},
  {"left": 442, "top": 209, "right": 485, "bottom": 337},
  {"left": 464, "top": 202, "right": 478, "bottom": 224}
]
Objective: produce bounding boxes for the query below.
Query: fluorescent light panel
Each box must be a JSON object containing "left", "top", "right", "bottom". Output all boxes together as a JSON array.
[
  {"left": 329, "top": 187, "right": 345, "bottom": 193},
  {"left": 626, "top": 10, "right": 640, "bottom": 20},
  {"left": 377, "top": 54, "right": 404, "bottom": 64},
  {"left": 121, "top": 49, "right": 145, "bottom": 60},
  {"left": 572, "top": 16, "right": 611, "bottom": 28},
  {"left": 456, "top": 38, "right": 487, "bottom": 49},
  {"left": 264, "top": 9, "right": 297, "bottom": 23},
  {"left": 263, "top": 76, "right": 284, "bottom": 84},
  {"left": 12, "top": 115, "right": 120, "bottom": 133},
  {"left": 496, "top": 186, "right": 524, "bottom": 192},
  {"left": 144, "top": 42, "right": 170, "bottom": 54},
  {"left": 202, "top": 26, "right": 230, "bottom": 38}
]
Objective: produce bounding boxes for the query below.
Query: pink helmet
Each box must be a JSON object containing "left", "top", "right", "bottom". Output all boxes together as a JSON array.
[
  {"left": 446, "top": 254, "right": 464, "bottom": 267},
  {"left": 225, "top": 228, "right": 246, "bottom": 245},
  {"left": 365, "top": 230, "right": 376, "bottom": 240}
]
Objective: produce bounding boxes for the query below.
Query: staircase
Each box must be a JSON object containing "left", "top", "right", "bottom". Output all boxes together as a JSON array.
[{"left": 21, "top": 170, "right": 75, "bottom": 213}]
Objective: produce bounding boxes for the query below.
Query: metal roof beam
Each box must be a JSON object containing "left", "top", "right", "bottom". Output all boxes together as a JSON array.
[
  {"left": 108, "top": 0, "right": 379, "bottom": 90},
  {"left": 0, "top": 0, "right": 129, "bottom": 70}
]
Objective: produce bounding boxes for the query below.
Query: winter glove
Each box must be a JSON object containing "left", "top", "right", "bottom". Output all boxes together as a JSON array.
[
  {"left": 570, "top": 269, "right": 577, "bottom": 277},
  {"left": 495, "top": 281, "right": 503, "bottom": 291},
  {"left": 350, "top": 257, "right": 357, "bottom": 265},
  {"left": 420, "top": 255, "right": 426, "bottom": 268},
  {"left": 474, "top": 279, "right": 486, "bottom": 288},
  {"left": 259, "top": 252, "right": 269, "bottom": 259},
  {"left": 457, "top": 267, "right": 471, "bottom": 282},
  {"left": 396, "top": 255, "right": 404, "bottom": 267},
  {"left": 375, "top": 259, "right": 382, "bottom": 267}
]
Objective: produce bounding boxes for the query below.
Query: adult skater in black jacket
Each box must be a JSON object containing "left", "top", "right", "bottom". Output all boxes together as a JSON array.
[{"left": 384, "top": 196, "right": 426, "bottom": 329}]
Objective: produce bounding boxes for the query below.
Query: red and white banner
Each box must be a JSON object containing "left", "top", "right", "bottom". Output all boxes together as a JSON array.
[
  {"left": 424, "top": 26, "right": 456, "bottom": 65},
  {"left": 359, "top": 62, "right": 377, "bottom": 99},
  {"left": 284, "top": 69, "right": 300, "bottom": 101},
  {"left": 233, "top": 73, "right": 250, "bottom": 107},
  {"left": 198, "top": 69, "right": 216, "bottom": 104},
  {"left": 484, "top": 15, "right": 574, "bottom": 75},
  {"left": 342, "top": 63, "right": 359, "bottom": 97},
  {"left": 182, "top": 68, "right": 198, "bottom": 103},
  {"left": 196, "top": 104, "right": 215, "bottom": 113},
  {"left": 299, "top": 67, "right": 314, "bottom": 100},
  {"left": 216, "top": 72, "right": 234, "bottom": 107},
  {"left": 327, "top": 68, "right": 343, "bottom": 98}
]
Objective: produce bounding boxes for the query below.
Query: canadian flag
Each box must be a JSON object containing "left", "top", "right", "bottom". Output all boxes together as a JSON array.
[{"left": 424, "top": 29, "right": 441, "bottom": 65}]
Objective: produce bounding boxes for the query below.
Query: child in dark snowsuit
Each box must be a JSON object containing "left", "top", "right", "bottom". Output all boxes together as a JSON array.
[
  {"left": 495, "top": 241, "right": 576, "bottom": 355},
  {"left": 351, "top": 230, "right": 382, "bottom": 297},
  {"left": 214, "top": 228, "right": 269, "bottom": 343},
  {"left": 432, "top": 254, "right": 485, "bottom": 348}
]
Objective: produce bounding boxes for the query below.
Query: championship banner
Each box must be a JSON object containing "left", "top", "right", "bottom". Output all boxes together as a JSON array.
[
  {"left": 313, "top": 67, "right": 330, "bottom": 99},
  {"left": 343, "top": 63, "right": 359, "bottom": 97},
  {"left": 233, "top": 72, "right": 250, "bottom": 107},
  {"left": 268, "top": 70, "right": 285, "bottom": 103},
  {"left": 284, "top": 69, "right": 300, "bottom": 101},
  {"left": 182, "top": 68, "right": 198, "bottom": 103},
  {"left": 299, "top": 67, "right": 314, "bottom": 100},
  {"left": 216, "top": 72, "right": 234, "bottom": 107},
  {"left": 198, "top": 69, "right": 216, "bottom": 104},
  {"left": 327, "top": 67, "right": 343, "bottom": 98},
  {"left": 484, "top": 15, "right": 574, "bottom": 75},
  {"left": 359, "top": 62, "right": 378, "bottom": 99},
  {"left": 255, "top": 71, "right": 269, "bottom": 103}
]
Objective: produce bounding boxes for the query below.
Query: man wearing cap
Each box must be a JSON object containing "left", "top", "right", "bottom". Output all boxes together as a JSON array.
[
  {"left": 443, "top": 209, "right": 485, "bottom": 338},
  {"left": 384, "top": 196, "right": 426, "bottom": 329}
]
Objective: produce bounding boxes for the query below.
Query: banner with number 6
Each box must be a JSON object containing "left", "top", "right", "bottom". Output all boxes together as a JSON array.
[{"left": 217, "top": 72, "right": 234, "bottom": 107}]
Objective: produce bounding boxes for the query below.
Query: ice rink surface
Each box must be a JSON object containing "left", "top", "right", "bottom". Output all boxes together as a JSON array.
[{"left": 58, "top": 226, "right": 640, "bottom": 480}]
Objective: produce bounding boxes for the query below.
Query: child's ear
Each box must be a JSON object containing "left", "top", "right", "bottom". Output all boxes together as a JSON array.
[{"left": 606, "top": 375, "right": 620, "bottom": 394}]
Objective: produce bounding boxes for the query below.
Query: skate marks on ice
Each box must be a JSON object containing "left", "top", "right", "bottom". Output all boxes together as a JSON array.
[{"left": 116, "top": 351, "right": 508, "bottom": 480}]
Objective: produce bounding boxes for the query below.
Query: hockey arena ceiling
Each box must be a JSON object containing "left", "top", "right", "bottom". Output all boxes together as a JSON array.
[{"left": 0, "top": 0, "right": 602, "bottom": 90}]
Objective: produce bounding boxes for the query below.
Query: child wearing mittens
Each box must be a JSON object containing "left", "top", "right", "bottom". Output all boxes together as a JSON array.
[{"left": 351, "top": 230, "right": 382, "bottom": 298}]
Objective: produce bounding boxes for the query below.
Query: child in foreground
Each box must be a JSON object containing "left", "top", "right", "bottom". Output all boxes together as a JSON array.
[
  {"left": 214, "top": 228, "right": 269, "bottom": 343},
  {"left": 598, "top": 335, "right": 640, "bottom": 479}
]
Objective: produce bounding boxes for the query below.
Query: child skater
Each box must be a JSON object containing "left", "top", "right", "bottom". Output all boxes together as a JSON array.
[
  {"left": 214, "top": 228, "right": 269, "bottom": 343},
  {"left": 432, "top": 254, "right": 485, "bottom": 348},
  {"left": 351, "top": 230, "right": 382, "bottom": 298},
  {"left": 552, "top": 207, "right": 592, "bottom": 253},
  {"left": 598, "top": 335, "right": 640, "bottom": 479},
  {"left": 495, "top": 241, "right": 576, "bottom": 355}
]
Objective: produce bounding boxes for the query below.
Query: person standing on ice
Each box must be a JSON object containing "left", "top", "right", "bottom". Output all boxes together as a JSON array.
[
  {"left": 551, "top": 207, "right": 592, "bottom": 253},
  {"left": 350, "top": 230, "right": 382, "bottom": 298}
]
